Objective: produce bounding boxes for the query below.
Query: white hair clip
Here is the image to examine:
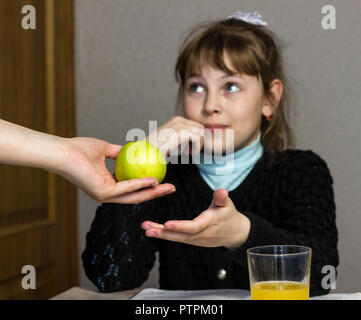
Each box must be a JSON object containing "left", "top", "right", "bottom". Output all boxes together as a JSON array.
[{"left": 226, "top": 11, "right": 268, "bottom": 26}]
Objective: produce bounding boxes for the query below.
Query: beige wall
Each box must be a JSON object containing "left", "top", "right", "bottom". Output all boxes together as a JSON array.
[{"left": 75, "top": 0, "right": 361, "bottom": 293}]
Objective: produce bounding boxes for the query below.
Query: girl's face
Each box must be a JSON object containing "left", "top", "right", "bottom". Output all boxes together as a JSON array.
[{"left": 184, "top": 55, "right": 273, "bottom": 154}]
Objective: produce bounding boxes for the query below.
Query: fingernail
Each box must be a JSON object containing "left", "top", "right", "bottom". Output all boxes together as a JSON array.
[
  {"left": 151, "top": 181, "right": 159, "bottom": 186},
  {"left": 166, "top": 188, "right": 176, "bottom": 194},
  {"left": 148, "top": 231, "right": 157, "bottom": 237}
]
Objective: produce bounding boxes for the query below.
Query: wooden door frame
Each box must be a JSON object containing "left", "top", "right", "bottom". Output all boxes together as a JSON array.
[{"left": 47, "top": 0, "right": 78, "bottom": 289}]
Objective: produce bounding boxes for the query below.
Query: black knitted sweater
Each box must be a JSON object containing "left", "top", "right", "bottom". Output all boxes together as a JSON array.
[{"left": 82, "top": 149, "right": 339, "bottom": 297}]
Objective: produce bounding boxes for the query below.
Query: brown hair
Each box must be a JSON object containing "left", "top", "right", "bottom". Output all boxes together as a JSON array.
[{"left": 174, "top": 18, "right": 295, "bottom": 153}]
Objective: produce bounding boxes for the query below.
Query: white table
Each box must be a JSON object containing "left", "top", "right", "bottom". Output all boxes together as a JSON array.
[{"left": 51, "top": 286, "right": 361, "bottom": 300}]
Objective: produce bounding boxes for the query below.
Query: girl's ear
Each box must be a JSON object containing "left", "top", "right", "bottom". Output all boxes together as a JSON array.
[{"left": 262, "top": 79, "right": 283, "bottom": 117}]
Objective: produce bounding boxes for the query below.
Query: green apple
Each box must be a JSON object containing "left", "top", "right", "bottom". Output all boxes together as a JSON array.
[{"left": 115, "top": 140, "right": 167, "bottom": 183}]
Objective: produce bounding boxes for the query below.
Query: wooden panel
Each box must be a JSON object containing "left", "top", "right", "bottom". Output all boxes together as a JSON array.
[
  {"left": 0, "top": 0, "right": 77, "bottom": 299},
  {"left": 0, "top": 0, "right": 46, "bottom": 128},
  {"left": 0, "top": 225, "right": 56, "bottom": 281},
  {"left": 0, "top": 265, "right": 56, "bottom": 299},
  {"left": 0, "top": 0, "right": 49, "bottom": 232}
]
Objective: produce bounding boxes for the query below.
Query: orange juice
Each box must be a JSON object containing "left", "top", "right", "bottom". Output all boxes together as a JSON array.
[{"left": 251, "top": 281, "right": 309, "bottom": 300}]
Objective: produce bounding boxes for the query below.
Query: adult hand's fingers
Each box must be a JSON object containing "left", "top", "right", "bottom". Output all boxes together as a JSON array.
[
  {"left": 109, "top": 177, "right": 160, "bottom": 196},
  {"left": 103, "top": 182, "right": 175, "bottom": 204},
  {"left": 105, "top": 143, "right": 122, "bottom": 159}
]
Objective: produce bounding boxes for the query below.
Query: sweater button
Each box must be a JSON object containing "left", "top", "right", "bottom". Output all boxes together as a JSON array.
[{"left": 217, "top": 268, "right": 227, "bottom": 280}]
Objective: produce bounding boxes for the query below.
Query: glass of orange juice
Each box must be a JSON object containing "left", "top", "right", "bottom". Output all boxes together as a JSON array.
[{"left": 247, "top": 245, "right": 312, "bottom": 300}]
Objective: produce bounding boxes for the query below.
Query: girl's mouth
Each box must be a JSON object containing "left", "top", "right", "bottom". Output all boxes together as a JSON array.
[
  {"left": 204, "top": 124, "right": 229, "bottom": 133},
  {"left": 207, "top": 127, "right": 227, "bottom": 132}
]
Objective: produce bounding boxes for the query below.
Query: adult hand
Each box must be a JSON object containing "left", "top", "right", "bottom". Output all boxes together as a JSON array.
[
  {"left": 59, "top": 137, "right": 176, "bottom": 204},
  {"left": 141, "top": 189, "right": 250, "bottom": 249},
  {"left": 0, "top": 119, "right": 175, "bottom": 204}
]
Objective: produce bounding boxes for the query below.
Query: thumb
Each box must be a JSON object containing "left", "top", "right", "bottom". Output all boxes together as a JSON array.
[
  {"left": 210, "top": 189, "right": 232, "bottom": 208},
  {"left": 106, "top": 143, "right": 123, "bottom": 159}
]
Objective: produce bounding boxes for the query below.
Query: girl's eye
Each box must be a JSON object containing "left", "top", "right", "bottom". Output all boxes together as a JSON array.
[
  {"left": 188, "top": 83, "right": 205, "bottom": 94},
  {"left": 225, "top": 82, "right": 240, "bottom": 93}
]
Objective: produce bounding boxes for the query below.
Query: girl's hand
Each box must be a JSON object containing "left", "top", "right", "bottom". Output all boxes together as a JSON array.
[
  {"left": 59, "top": 137, "right": 176, "bottom": 204},
  {"left": 147, "top": 116, "right": 205, "bottom": 157},
  {"left": 142, "top": 189, "right": 251, "bottom": 249}
]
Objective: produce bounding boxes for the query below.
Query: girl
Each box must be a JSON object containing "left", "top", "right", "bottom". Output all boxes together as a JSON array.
[{"left": 82, "top": 12, "right": 338, "bottom": 296}]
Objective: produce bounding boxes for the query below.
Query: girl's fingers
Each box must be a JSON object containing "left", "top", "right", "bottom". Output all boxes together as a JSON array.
[
  {"left": 158, "top": 128, "right": 204, "bottom": 157},
  {"left": 210, "top": 189, "right": 230, "bottom": 208},
  {"left": 142, "top": 221, "right": 164, "bottom": 230},
  {"left": 179, "top": 130, "right": 204, "bottom": 156},
  {"left": 163, "top": 211, "right": 213, "bottom": 234},
  {"left": 184, "top": 118, "right": 205, "bottom": 129},
  {"left": 149, "top": 116, "right": 205, "bottom": 156},
  {"left": 145, "top": 228, "right": 191, "bottom": 244}
]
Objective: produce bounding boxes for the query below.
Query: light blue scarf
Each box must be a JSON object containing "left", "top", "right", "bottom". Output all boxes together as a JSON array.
[{"left": 195, "top": 133, "right": 263, "bottom": 191}]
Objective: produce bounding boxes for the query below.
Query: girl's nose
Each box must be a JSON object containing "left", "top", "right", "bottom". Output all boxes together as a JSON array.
[{"left": 203, "top": 91, "right": 223, "bottom": 114}]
